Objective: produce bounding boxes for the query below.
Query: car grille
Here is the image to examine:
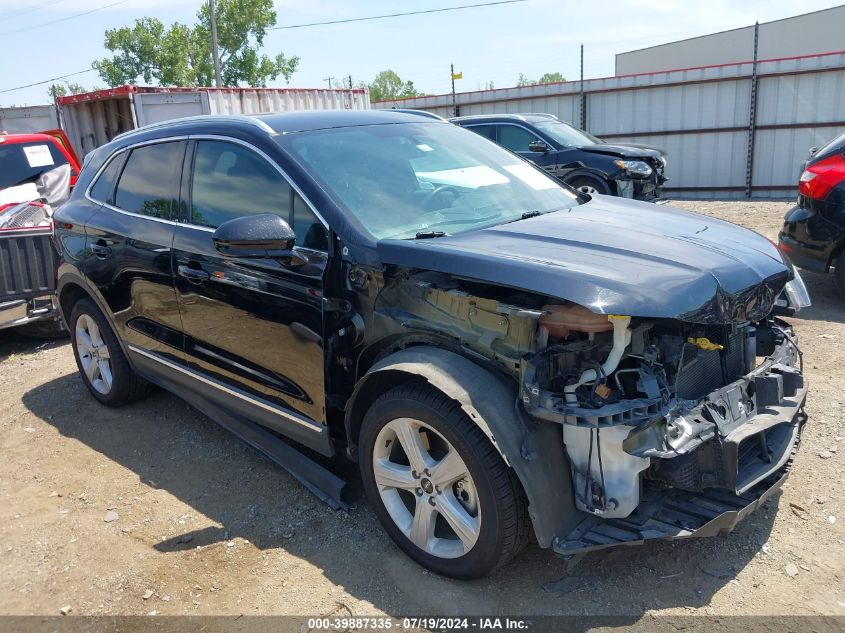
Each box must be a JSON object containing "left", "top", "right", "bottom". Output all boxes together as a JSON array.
[{"left": 0, "top": 231, "right": 57, "bottom": 301}]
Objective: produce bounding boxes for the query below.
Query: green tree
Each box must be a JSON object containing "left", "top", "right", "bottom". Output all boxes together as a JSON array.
[
  {"left": 368, "top": 70, "right": 421, "bottom": 102},
  {"left": 517, "top": 71, "right": 565, "bottom": 87},
  {"left": 48, "top": 82, "right": 91, "bottom": 100},
  {"left": 93, "top": 0, "right": 299, "bottom": 87},
  {"left": 537, "top": 72, "right": 565, "bottom": 84}
]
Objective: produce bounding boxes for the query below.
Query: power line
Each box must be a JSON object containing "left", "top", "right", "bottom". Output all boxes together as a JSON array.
[
  {"left": 0, "top": 0, "right": 67, "bottom": 20},
  {"left": 271, "top": 0, "right": 529, "bottom": 30},
  {"left": 0, "top": 0, "right": 130, "bottom": 35},
  {"left": 0, "top": 68, "right": 95, "bottom": 94}
]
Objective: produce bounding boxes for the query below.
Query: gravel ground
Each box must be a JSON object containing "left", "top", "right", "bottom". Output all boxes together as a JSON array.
[{"left": 0, "top": 200, "right": 842, "bottom": 619}]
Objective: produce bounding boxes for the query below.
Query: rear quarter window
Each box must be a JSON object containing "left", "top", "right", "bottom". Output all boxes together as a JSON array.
[{"left": 89, "top": 153, "right": 127, "bottom": 205}]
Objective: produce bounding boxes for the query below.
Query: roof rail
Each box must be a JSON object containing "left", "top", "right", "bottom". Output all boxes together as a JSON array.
[
  {"left": 388, "top": 108, "right": 447, "bottom": 121},
  {"left": 113, "top": 114, "right": 278, "bottom": 142}
]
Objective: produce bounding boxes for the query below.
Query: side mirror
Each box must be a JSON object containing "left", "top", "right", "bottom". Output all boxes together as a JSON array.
[
  {"left": 212, "top": 213, "right": 303, "bottom": 264},
  {"left": 528, "top": 140, "right": 550, "bottom": 153},
  {"left": 808, "top": 146, "right": 819, "bottom": 157}
]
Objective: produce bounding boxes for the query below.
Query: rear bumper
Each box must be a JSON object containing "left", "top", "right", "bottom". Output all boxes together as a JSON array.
[
  {"left": 555, "top": 407, "right": 805, "bottom": 554},
  {"left": 0, "top": 296, "right": 61, "bottom": 331},
  {"left": 779, "top": 204, "right": 840, "bottom": 272}
]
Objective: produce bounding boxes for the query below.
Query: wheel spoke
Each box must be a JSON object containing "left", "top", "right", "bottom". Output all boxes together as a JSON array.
[
  {"left": 409, "top": 497, "right": 437, "bottom": 552},
  {"left": 76, "top": 329, "right": 94, "bottom": 353},
  {"left": 84, "top": 357, "right": 99, "bottom": 383},
  {"left": 435, "top": 491, "right": 480, "bottom": 550},
  {"left": 97, "top": 346, "right": 111, "bottom": 361},
  {"left": 98, "top": 361, "right": 113, "bottom": 389},
  {"left": 373, "top": 458, "right": 417, "bottom": 490},
  {"left": 88, "top": 320, "right": 103, "bottom": 347},
  {"left": 390, "top": 419, "right": 432, "bottom": 473},
  {"left": 430, "top": 449, "right": 469, "bottom": 488}
]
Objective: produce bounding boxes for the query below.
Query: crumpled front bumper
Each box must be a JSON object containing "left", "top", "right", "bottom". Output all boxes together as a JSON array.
[
  {"left": 536, "top": 322, "right": 809, "bottom": 555},
  {"left": 554, "top": 406, "right": 805, "bottom": 554}
]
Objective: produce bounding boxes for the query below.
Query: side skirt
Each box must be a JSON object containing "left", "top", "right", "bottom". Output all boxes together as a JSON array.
[{"left": 128, "top": 346, "right": 346, "bottom": 510}]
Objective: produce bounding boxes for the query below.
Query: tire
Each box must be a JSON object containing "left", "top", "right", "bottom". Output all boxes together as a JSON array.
[
  {"left": 16, "top": 318, "right": 68, "bottom": 340},
  {"left": 359, "top": 382, "right": 530, "bottom": 579},
  {"left": 566, "top": 175, "right": 611, "bottom": 196},
  {"left": 835, "top": 250, "right": 845, "bottom": 300},
  {"left": 69, "top": 298, "right": 152, "bottom": 406}
]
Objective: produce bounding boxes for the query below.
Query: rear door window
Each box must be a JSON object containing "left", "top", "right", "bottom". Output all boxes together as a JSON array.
[
  {"left": 114, "top": 141, "right": 186, "bottom": 220},
  {"left": 0, "top": 141, "right": 69, "bottom": 189}
]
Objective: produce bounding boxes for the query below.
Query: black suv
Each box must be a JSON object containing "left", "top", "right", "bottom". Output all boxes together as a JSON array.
[
  {"left": 451, "top": 113, "right": 667, "bottom": 201},
  {"left": 779, "top": 131, "right": 845, "bottom": 297},
  {"left": 55, "top": 111, "right": 808, "bottom": 579}
]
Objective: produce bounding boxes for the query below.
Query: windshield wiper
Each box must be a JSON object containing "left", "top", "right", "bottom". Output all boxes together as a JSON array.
[
  {"left": 415, "top": 230, "right": 447, "bottom": 239},
  {"left": 520, "top": 210, "right": 543, "bottom": 219}
]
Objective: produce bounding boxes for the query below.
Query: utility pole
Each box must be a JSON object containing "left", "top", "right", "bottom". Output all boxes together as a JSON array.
[
  {"left": 579, "top": 43, "right": 585, "bottom": 129},
  {"left": 348, "top": 75, "right": 353, "bottom": 90},
  {"left": 324, "top": 76, "right": 335, "bottom": 89},
  {"left": 208, "top": 0, "right": 223, "bottom": 88},
  {"left": 451, "top": 64, "right": 457, "bottom": 117},
  {"left": 744, "top": 21, "right": 760, "bottom": 199}
]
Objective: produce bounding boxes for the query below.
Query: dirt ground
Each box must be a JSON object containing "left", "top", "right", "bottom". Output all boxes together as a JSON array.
[{"left": 0, "top": 200, "right": 843, "bottom": 619}]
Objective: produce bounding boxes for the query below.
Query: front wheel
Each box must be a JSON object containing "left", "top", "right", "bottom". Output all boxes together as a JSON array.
[
  {"left": 566, "top": 175, "right": 611, "bottom": 196},
  {"left": 359, "top": 382, "right": 530, "bottom": 579}
]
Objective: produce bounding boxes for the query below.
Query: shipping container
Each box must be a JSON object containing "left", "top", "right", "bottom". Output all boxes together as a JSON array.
[
  {"left": 0, "top": 105, "right": 59, "bottom": 135},
  {"left": 58, "top": 85, "right": 371, "bottom": 159}
]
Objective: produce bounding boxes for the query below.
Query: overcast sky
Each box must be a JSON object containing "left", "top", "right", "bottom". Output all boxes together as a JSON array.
[{"left": 0, "top": 0, "right": 842, "bottom": 107}]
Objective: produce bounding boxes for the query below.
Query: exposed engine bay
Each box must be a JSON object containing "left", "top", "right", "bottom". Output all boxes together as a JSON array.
[{"left": 375, "top": 270, "right": 808, "bottom": 524}]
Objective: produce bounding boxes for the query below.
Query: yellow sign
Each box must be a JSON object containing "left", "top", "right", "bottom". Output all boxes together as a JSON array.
[{"left": 451, "top": 72, "right": 463, "bottom": 80}]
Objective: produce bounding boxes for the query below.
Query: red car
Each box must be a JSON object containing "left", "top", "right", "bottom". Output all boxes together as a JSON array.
[
  {"left": 0, "top": 129, "right": 80, "bottom": 196},
  {"left": 0, "top": 130, "right": 80, "bottom": 337}
]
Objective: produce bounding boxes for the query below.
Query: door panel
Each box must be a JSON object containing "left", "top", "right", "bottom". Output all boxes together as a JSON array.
[
  {"left": 83, "top": 209, "right": 183, "bottom": 359},
  {"left": 172, "top": 226, "right": 328, "bottom": 443},
  {"left": 173, "top": 138, "right": 330, "bottom": 450},
  {"left": 80, "top": 140, "right": 187, "bottom": 362}
]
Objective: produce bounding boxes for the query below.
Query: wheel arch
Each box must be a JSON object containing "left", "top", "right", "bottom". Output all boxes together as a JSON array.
[
  {"left": 57, "top": 272, "right": 135, "bottom": 365},
  {"left": 562, "top": 169, "right": 615, "bottom": 194},
  {"left": 345, "top": 345, "right": 580, "bottom": 548}
]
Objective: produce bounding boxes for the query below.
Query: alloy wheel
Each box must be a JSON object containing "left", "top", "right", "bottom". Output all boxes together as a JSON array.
[
  {"left": 576, "top": 184, "right": 598, "bottom": 195},
  {"left": 372, "top": 417, "right": 481, "bottom": 559},
  {"left": 75, "top": 313, "right": 113, "bottom": 394}
]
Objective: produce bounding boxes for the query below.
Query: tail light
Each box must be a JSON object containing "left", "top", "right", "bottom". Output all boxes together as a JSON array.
[{"left": 799, "top": 153, "right": 845, "bottom": 200}]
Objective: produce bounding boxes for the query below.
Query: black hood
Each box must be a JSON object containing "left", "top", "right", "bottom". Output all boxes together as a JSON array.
[
  {"left": 377, "top": 196, "right": 790, "bottom": 324},
  {"left": 578, "top": 143, "right": 665, "bottom": 161}
]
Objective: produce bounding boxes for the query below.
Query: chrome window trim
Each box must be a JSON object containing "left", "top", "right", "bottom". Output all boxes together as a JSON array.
[
  {"left": 85, "top": 133, "right": 330, "bottom": 242},
  {"left": 127, "top": 344, "right": 325, "bottom": 433}
]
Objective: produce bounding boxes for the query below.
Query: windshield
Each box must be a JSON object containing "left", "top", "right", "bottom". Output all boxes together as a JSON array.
[
  {"left": 282, "top": 122, "right": 579, "bottom": 240},
  {"left": 534, "top": 121, "right": 603, "bottom": 147},
  {"left": 0, "top": 140, "right": 69, "bottom": 190}
]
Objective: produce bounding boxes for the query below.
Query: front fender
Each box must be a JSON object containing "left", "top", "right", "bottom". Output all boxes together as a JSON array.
[{"left": 345, "top": 346, "right": 580, "bottom": 548}]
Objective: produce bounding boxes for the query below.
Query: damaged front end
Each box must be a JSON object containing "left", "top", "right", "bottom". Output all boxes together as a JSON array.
[
  {"left": 519, "top": 308, "right": 807, "bottom": 553},
  {"left": 368, "top": 265, "right": 808, "bottom": 555}
]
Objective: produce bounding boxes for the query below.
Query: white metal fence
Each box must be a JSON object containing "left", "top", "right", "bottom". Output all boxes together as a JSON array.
[{"left": 375, "top": 51, "right": 845, "bottom": 199}]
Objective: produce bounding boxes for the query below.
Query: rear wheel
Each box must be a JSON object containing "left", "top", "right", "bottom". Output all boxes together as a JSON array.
[
  {"left": 359, "top": 382, "right": 530, "bottom": 579},
  {"left": 835, "top": 250, "right": 845, "bottom": 299},
  {"left": 69, "top": 298, "right": 152, "bottom": 406},
  {"left": 567, "top": 175, "right": 610, "bottom": 196}
]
